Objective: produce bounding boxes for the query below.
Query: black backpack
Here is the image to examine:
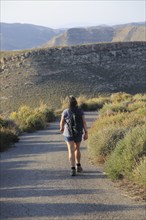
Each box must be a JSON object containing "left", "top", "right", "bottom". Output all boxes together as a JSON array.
[{"left": 67, "top": 109, "right": 83, "bottom": 137}]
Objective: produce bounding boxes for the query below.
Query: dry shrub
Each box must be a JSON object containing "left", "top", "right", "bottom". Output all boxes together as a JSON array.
[
  {"left": 111, "top": 92, "right": 132, "bottom": 103},
  {"left": 88, "top": 92, "right": 146, "bottom": 179},
  {"left": 132, "top": 157, "right": 146, "bottom": 187},
  {"left": 105, "top": 125, "right": 146, "bottom": 185},
  {"left": 10, "top": 104, "right": 55, "bottom": 132},
  {"left": 0, "top": 116, "right": 19, "bottom": 152}
]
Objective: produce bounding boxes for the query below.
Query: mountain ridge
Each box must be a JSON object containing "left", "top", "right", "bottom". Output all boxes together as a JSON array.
[
  {"left": 0, "top": 22, "right": 145, "bottom": 50},
  {"left": 45, "top": 24, "right": 146, "bottom": 47},
  {"left": 0, "top": 22, "right": 63, "bottom": 50}
]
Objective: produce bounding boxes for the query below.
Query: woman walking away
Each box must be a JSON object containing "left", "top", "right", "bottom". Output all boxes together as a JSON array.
[{"left": 60, "top": 96, "right": 88, "bottom": 176}]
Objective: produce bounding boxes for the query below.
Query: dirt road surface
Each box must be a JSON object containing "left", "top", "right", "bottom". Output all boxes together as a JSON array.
[{"left": 0, "top": 112, "right": 145, "bottom": 220}]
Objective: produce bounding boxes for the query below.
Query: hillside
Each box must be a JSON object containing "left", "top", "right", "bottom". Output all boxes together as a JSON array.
[
  {"left": 0, "top": 23, "right": 63, "bottom": 50},
  {"left": 45, "top": 23, "right": 146, "bottom": 47},
  {"left": 112, "top": 26, "right": 146, "bottom": 42},
  {"left": 0, "top": 42, "right": 146, "bottom": 114},
  {"left": 1, "top": 22, "right": 145, "bottom": 51},
  {"left": 45, "top": 26, "right": 114, "bottom": 47}
]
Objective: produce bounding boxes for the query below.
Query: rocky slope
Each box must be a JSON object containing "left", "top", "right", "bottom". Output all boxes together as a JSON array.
[{"left": 0, "top": 42, "right": 146, "bottom": 114}]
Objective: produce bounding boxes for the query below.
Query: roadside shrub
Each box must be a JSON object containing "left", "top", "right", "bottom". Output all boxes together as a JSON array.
[
  {"left": 35, "top": 103, "right": 56, "bottom": 122},
  {"left": 77, "top": 95, "right": 88, "bottom": 107},
  {"left": 104, "top": 125, "right": 146, "bottom": 181},
  {"left": 132, "top": 157, "right": 146, "bottom": 187},
  {"left": 10, "top": 104, "right": 55, "bottom": 132},
  {"left": 111, "top": 92, "right": 132, "bottom": 103},
  {"left": 0, "top": 128, "right": 18, "bottom": 152},
  {"left": 79, "top": 100, "right": 99, "bottom": 111},
  {"left": 78, "top": 96, "right": 111, "bottom": 111},
  {"left": 99, "top": 102, "right": 129, "bottom": 116},
  {"left": 135, "top": 106, "right": 146, "bottom": 116},
  {"left": 122, "top": 110, "right": 145, "bottom": 128},
  {"left": 87, "top": 93, "right": 146, "bottom": 188},
  {"left": 88, "top": 124, "right": 126, "bottom": 163},
  {"left": 0, "top": 115, "right": 19, "bottom": 151},
  {"left": 60, "top": 95, "right": 111, "bottom": 111},
  {"left": 133, "top": 93, "right": 146, "bottom": 102},
  {"left": 10, "top": 105, "right": 32, "bottom": 121},
  {"left": 88, "top": 100, "right": 145, "bottom": 163},
  {"left": 42, "top": 108, "right": 55, "bottom": 122},
  {"left": 127, "top": 101, "right": 146, "bottom": 112},
  {"left": 99, "top": 93, "right": 146, "bottom": 117},
  {"left": 80, "top": 97, "right": 110, "bottom": 111},
  {"left": 10, "top": 106, "right": 32, "bottom": 131},
  {"left": 0, "top": 115, "right": 7, "bottom": 127},
  {"left": 24, "top": 113, "right": 45, "bottom": 132}
]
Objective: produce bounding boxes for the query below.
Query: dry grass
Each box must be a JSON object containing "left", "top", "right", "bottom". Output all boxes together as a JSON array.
[{"left": 88, "top": 93, "right": 146, "bottom": 188}]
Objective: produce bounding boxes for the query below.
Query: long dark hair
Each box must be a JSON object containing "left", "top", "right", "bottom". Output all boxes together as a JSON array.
[{"left": 68, "top": 95, "right": 78, "bottom": 112}]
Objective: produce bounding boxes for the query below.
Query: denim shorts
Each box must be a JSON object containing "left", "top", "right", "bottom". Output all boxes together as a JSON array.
[{"left": 64, "top": 135, "right": 82, "bottom": 143}]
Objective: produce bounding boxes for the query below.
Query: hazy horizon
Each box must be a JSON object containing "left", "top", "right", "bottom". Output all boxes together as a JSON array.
[
  {"left": 1, "top": 20, "right": 145, "bottom": 30},
  {"left": 1, "top": 0, "right": 145, "bottom": 29}
]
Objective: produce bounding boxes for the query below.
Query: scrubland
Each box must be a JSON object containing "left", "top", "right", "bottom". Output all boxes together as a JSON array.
[{"left": 1, "top": 92, "right": 145, "bottom": 190}]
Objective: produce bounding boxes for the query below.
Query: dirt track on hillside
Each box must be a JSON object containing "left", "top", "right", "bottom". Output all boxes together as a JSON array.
[{"left": 0, "top": 112, "right": 145, "bottom": 220}]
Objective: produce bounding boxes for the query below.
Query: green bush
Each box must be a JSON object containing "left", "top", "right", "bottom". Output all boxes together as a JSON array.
[
  {"left": 10, "top": 104, "right": 55, "bottom": 132},
  {"left": 0, "top": 104, "right": 55, "bottom": 151},
  {"left": 60, "top": 95, "right": 110, "bottom": 111},
  {"left": 79, "top": 101, "right": 100, "bottom": 111},
  {"left": 105, "top": 125, "right": 146, "bottom": 181},
  {"left": 88, "top": 93, "right": 146, "bottom": 188},
  {"left": 0, "top": 115, "right": 19, "bottom": 152},
  {"left": 40, "top": 108, "right": 56, "bottom": 122},
  {"left": 35, "top": 103, "right": 56, "bottom": 122},
  {"left": 127, "top": 101, "right": 146, "bottom": 112},
  {"left": 0, "top": 128, "right": 19, "bottom": 152},
  {"left": 133, "top": 93, "right": 146, "bottom": 102},
  {"left": 132, "top": 157, "right": 146, "bottom": 187},
  {"left": 79, "top": 96, "right": 110, "bottom": 111},
  {"left": 24, "top": 113, "right": 45, "bottom": 132},
  {"left": 88, "top": 108, "right": 145, "bottom": 163},
  {"left": 98, "top": 93, "right": 145, "bottom": 117},
  {"left": 110, "top": 92, "right": 132, "bottom": 103},
  {"left": 88, "top": 125, "right": 126, "bottom": 163},
  {"left": 99, "top": 102, "right": 129, "bottom": 116}
]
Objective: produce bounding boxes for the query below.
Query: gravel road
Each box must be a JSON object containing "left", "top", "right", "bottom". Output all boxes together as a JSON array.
[{"left": 0, "top": 112, "right": 145, "bottom": 220}]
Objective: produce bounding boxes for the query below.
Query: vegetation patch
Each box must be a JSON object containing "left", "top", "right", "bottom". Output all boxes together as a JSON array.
[
  {"left": 10, "top": 104, "right": 55, "bottom": 132},
  {"left": 105, "top": 125, "right": 146, "bottom": 181},
  {"left": 1, "top": 92, "right": 146, "bottom": 192},
  {"left": 0, "top": 104, "right": 55, "bottom": 152},
  {"left": 0, "top": 116, "right": 19, "bottom": 152},
  {"left": 88, "top": 92, "right": 146, "bottom": 189}
]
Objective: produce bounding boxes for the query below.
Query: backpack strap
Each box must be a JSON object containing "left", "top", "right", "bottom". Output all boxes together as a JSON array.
[{"left": 64, "top": 110, "right": 74, "bottom": 136}]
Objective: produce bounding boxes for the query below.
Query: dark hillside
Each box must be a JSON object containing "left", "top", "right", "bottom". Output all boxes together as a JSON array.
[
  {"left": 0, "top": 23, "right": 63, "bottom": 50},
  {"left": 0, "top": 42, "right": 146, "bottom": 114}
]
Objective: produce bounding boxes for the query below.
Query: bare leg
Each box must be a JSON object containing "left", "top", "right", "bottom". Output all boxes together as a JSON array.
[
  {"left": 74, "top": 142, "right": 81, "bottom": 164},
  {"left": 66, "top": 141, "right": 75, "bottom": 167}
]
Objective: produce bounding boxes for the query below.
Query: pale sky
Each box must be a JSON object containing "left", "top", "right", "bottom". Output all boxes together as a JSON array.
[{"left": 1, "top": 0, "right": 145, "bottom": 29}]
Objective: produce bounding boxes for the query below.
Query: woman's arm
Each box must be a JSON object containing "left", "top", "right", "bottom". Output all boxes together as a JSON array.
[
  {"left": 60, "top": 115, "right": 65, "bottom": 133},
  {"left": 82, "top": 115, "right": 88, "bottom": 140}
]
